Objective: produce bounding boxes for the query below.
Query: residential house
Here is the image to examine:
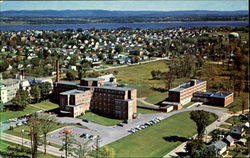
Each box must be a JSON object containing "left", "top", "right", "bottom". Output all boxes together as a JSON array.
[
  {"left": 230, "top": 125, "right": 246, "bottom": 139},
  {"left": 223, "top": 135, "right": 234, "bottom": 147},
  {"left": 208, "top": 140, "right": 227, "bottom": 156}
]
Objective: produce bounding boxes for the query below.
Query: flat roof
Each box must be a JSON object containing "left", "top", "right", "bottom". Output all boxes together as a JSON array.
[
  {"left": 194, "top": 91, "right": 233, "bottom": 98},
  {"left": 81, "top": 78, "right": 104, "bottom": 81},
  {"left": 97, "top": 86, "right": 134, "bottom": 91},
  {"left": 60, "top": 89, "right": 85, "bottom": 95},
  {"left": 56, "top": 80, "right": 79, "bottom": 86},
  {"left": 169, "top": 80, "right": 205, "bottom": 92}
]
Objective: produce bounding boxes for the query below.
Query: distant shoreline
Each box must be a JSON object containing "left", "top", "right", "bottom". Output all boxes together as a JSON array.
[
  {"left": 0, "top": 21, "right": 248, "bottom": 31},
  {"left": 0, "top": 20, "right": 248, "bottom": 26}
]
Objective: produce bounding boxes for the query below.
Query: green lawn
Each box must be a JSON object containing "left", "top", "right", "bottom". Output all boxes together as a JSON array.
[
  {"left": 78, "top": 112, "right": 122, "bottom": 126},
  {"left": 107, "top": 111, "right": 218, "bottom": 157},
  {"left": 226, "top": 96, "right": 245, "bottom": 112},
  {"left": 137, "top": 108, "right": 159, "bottom": 114},
  {"left": 0, "top": 106, "right": 40, "bottom": 122},
  {"left": 4, "top": 122, "right": 66, "bottom": 140},
  {"left": 183, "top": 102, "right": 195, "bottom": 108},
  {"left": 225, "top": 116, "right": 241, "bottom": 125},
  {"left": 0, "top": 140, "right": 58, "bottom": 158},
  {"left": 219, "top": 124, "right": 232, "bottom": 129},
  {"left": 32, "top": 101, "right": 59, "bottom": 110},
  {"left": 0, "top": 101, "right": 59, "bottom": 122}
]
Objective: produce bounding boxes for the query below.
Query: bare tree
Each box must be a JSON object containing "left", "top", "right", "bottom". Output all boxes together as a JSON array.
[
  {"left": 73, "top": 139, "right": 91, "bottom": 158},
  {"left": 38, "top": 113, "right": 57, "bottom": 155},
  {"left": 28, "top": 114, "right": 40, "bottom": 158}
]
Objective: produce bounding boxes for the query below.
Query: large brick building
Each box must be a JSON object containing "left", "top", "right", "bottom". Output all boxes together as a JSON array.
[
  {"left": 192, "top": 91, "right": 234, "bottom": 107},
  {"left": 168, "top": 79, "right": 207, "bottom": 104},
  {"left": 168, "top": 79, "right": 234, "bottom": 107},
  {"left": 53, "top": 75, "right": 137, "bottom": 120}
]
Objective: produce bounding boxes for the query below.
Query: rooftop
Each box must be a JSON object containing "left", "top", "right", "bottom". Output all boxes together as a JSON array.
[
  {"left": 56, "top": 80, "right": 79, "bottom": 86},
  {"left": 60, "top": 89, "right": 85, "bottom": 95},
  {"left": 194, "top": 91, "right": 233, "bottom": 98},
  {"left": 97, "top": 86, "right": 134, "bottom": 91},
  {"left": 169, "top": 80, "right": 204, "bottom": 92},
  {"left": 81, "top": 78, "right": 104, "bottom": 81}
]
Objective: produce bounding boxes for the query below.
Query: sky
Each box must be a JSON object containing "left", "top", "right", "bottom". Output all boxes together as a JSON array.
[{"left": 0, "top": 1, "right": 248, "bottom": 12}]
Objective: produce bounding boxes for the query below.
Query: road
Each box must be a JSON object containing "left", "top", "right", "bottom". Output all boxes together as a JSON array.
[{"left": 1, "top": 133, "right": 66, "bottom": 158}]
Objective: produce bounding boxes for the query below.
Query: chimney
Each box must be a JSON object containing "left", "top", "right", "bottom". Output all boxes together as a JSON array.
[{"left": 56, "top": 60, "right": 60, "bottom": 82}]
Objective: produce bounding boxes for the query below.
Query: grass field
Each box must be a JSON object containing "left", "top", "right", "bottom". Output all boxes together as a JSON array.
[
  {"left": 32, "top": 101, "right": 59, "bottom": 110},
  {"left": 107, "top": 111, "right": 218, "bottom": 157},
  {"left": 106, "top": 61, "right": 169, "bottom": 104},
  {"left": 4, "top": 122, "right": 66, "bottom": 140},
  {"left": 0, "top": 106, "right": 40, "bottom": 122},
  {"left": 137, "top": 108, "right": 159, "bottom": 114},
  {"left": 0, "top": 140, "right": 57, "bottom": 158},
  {"left": 78, "top": 112, "right": 122, "bottom": 126}
]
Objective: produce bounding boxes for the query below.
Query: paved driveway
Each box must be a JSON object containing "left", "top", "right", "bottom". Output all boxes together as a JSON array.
[{"left": 51, "top": 105, "right": 229, "bottom": 147}]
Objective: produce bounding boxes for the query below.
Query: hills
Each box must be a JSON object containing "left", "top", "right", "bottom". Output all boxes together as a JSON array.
[
  {"left": 0, "top": 10, "right": 248, "bottom": 25},
  {"left": 1, "top": 10, "right": 248, "bottom": 17}
]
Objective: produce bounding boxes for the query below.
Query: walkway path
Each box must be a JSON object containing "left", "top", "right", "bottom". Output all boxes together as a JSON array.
[
  {"left": 137, "top": 98, "right": 159, "bottom": 108},
  {"left": 1, "top": 133, "right": 66, "bottom": 158}
]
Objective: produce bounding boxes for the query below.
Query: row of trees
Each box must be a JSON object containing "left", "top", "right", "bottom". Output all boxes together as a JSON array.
[
  {"left": 26, "top": 113, "right": 115, "bottom": 158},
  {"left": 10, "top": 82, "right": 52, "bottom": 110}
]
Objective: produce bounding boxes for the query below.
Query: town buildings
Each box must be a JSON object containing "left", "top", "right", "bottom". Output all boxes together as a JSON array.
[
  {"left": 53, "top": 75, "right": 137, "bottom": 120},
  {"left": 0, "top": 75, "right": 30, "bottom": 104}
]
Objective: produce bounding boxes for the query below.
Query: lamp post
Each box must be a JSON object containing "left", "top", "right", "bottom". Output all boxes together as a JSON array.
[
  {"left": 21, "top": 129, "right": 25, "bottom": 146},
  {"left": 63, "top": 129, "right": 73, "bottom": 158}
]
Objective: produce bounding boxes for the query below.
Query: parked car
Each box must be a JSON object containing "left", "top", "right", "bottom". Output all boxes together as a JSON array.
[
  {"left": 82, "top": 119, "right": 89, "bottom": 123},
  {"left": 117, "top": 123, "right": 124, "bottom": 127}
]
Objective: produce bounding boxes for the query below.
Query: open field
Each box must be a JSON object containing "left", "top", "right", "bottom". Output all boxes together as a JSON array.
[
  {"left": 0, "top": 140, "right": 57, "bottom": 158},
  {"left": 107, "top": 111, "right": 218, "bottom": 157},
  {"left": 78, "top": 112, "right": 122, "bottom": 126},
  {"left": 106, "top": 61, "right": 169, "bottom": 104}
]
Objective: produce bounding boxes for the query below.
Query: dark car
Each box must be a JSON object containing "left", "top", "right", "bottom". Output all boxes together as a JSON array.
[
  {"left": 117, "top": 123, "right": 124, "bottom": 127},
  {"left": 82, "top": 119, "right": 89, "bottom": 123}
]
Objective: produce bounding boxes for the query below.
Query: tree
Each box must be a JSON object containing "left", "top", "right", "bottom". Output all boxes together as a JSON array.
[
  {"left": 38, "top": 82, "right": 52, "bottom": 100},
  {"left": 30, "top": 85, "right": 41, "bottom": 103},
  {"left": 98, "top": 147, "right": 115, "bottom": 158},
  {"left": 11, "top": 88, "right": 30, "bottom": 110},
  {"left": 0, "top": 60, "right": 9, "bottom": 72},
  {"left": 28, "top": 114, "right": 40, "bottom": 158},
  {"left": 73, "top": 139, "right": 92, "bottom": 158},
  {"left": 190, "top": 110, "right": 210, "bottom": 140},
  {"left": 38, "top": 113, "right": 57, "bottom": 155},
  {"left": 185, "top": 139, "right": 216, "bottom": 158},
  {"left": 66, "top": 70, "right": 77, "bottom": 81}
]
